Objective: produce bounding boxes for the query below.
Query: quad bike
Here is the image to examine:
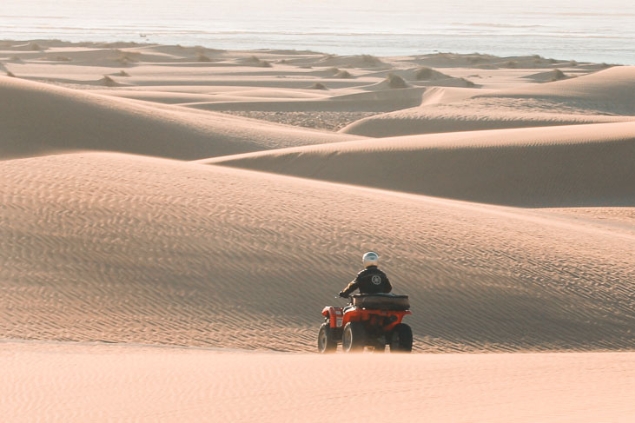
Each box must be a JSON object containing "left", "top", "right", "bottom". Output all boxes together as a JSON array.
[{"left": 318, "top": 293, "right": 413, "bottom": 353}]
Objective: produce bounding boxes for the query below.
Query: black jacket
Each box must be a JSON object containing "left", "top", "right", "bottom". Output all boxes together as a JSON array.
[{"left": 341, "top": 266, "right": 392, "bottom": 296}]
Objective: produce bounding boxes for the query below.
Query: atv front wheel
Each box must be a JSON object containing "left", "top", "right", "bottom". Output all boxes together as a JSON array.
[
  {"left": 389, "top": 323, "right": 413, "bottom": 353},
  {"left": 318, "top": 323, "right": 337, "bottom": 353},
  {"left": 342, "top": 322, "right": 366, "bottom": 353}
]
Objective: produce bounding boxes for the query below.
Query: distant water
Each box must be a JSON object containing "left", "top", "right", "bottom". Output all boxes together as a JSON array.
[{"left": 2, "top": 0, "right": 634, "bottom": 64}]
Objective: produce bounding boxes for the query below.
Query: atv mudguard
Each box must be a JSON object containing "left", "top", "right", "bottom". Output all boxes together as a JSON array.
[
  {"left": 323, "top": 305, "right": 411, "bottom": 333},
  {"left": 321, "top": 306, "right": 344, "bottom": 329},
  {"left": 342, "top": 307, "right": 411, "bottom": 333}
]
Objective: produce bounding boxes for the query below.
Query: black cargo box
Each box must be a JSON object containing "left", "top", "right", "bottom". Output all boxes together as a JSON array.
[{"left": 351, "top": 294, "right": 410, "bottom": 311}]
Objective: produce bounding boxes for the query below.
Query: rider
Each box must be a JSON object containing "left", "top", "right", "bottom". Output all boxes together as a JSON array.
[{"left": 339, "top": 252, "right": 392, "bottom": 298}]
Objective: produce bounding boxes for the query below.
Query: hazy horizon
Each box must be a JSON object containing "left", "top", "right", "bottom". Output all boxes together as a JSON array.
[{"left": 2, "top": 0, "right": 635, "bottom": 63}]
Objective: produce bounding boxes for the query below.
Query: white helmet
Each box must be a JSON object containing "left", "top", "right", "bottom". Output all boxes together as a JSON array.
[{"left": 362, "top": 251, "right": 379, "bottom": 267}]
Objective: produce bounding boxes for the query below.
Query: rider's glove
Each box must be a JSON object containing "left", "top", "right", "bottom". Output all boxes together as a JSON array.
[{"left": 339, "top": 291, "right": 349, "bottom": 298}]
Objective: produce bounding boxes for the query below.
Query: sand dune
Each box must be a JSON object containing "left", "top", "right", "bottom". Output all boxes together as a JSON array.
[
  {"left": 3, "top": 40, "right": 635, "bottom": 422},
  {"left": 408, "top": 52, "right": 590, "bottom": 70},
  {"left": 5, "top": 41, "right": 618, "bottom": 140},
  {"left": 2, "top": 152, "right": 635, "bottom": 352},
  {"left": 3, "top": 342, "right": 635, "bottom": 423},
  {"left": 501, "top": 65, "right": 635, "bottom": 107},
  {"left": 207, "top": 121, "right": 635, "bottom": 207},
  {"left": 0, "top": 77, "right": 355, "bottom": 160},
  {"left": 3, "top": 40, "right": 635, "bottom": 349},
  {"left": 180, "top": 87, "right": 426, "bottom": 113},
  {"left": 342, "top": 66, "right": 635, "bottom": 137},
  {"left": 341, "top": 105, "right": 630, "bottom": 137},
  {"left": 340, "top": 101, "right": 634, "bottom": 138}
]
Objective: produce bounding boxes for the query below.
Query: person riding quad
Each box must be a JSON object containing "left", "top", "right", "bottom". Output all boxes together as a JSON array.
[{"left": 339, "top": 252, "right": 392, "bottom": 298}]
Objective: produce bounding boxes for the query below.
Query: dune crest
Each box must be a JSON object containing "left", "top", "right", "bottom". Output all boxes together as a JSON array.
[
  {"left": 208, "top": 121, "right": 635, "bottom": 207},
  {"left": 0, "top": 77, "right": 354, "bottom": 160},
  {"left": 341, "top": 66, "right": 635, "bottom": 137}
]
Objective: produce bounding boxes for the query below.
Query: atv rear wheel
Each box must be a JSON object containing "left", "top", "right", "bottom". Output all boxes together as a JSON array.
[
  {"left": 342, "top": 322, "right": 366, "bottom": 353},
  {"left": 389, "top": 323, "right": 413, "bottom": 353},
  {"left": 317, "top": 322, "right": 337, "bottom": 353}
]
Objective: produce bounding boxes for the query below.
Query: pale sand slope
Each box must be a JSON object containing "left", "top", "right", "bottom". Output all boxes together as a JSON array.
[
  {"left": 5, "top": 41, "right": 616, "bottom": 134},
  {"left": 2, "top": 153, "right": 635, "bottom": 352},
  {"left": 207, "top": 121, "right": 635, "bottom": 207},
  {"left": 1, "top": 42, "right": 423, "bottom": 115},
  {"left": 342, "top": 66, "right": 635, "bottom": 137},
  {"left": 0, "top": 77, "right": 356, "bottom": 160},
  {"left": 2, "top": 342, "right": 635, "bottom": 423}
]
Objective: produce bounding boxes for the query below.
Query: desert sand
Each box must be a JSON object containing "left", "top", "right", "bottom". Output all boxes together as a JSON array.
[{"left": 1, "top": 40, "right": 635, "bottom": 421}]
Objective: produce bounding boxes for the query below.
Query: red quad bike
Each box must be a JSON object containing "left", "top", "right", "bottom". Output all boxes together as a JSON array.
[{"left": 318, "top": 293, "right": 413, "bottom": 353}]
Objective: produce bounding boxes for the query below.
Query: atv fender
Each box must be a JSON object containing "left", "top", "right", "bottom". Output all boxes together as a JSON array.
[
  {"left": 321, "top": 306, "right": 344, "bottom": 329},
  {"left": 342, "top": 308, "right": 411, "bottom": 332}
]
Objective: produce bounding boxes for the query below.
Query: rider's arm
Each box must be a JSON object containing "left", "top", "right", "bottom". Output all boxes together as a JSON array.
[{"left": 340, "top": 279, "right": 359, "bottom": 297}]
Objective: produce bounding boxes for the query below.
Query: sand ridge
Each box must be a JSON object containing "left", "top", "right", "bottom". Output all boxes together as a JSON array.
[
  {"left": 342, "top": 66, "right": 635, "bottom": 137},
  {"left": 206, "top": 121, "right": 635, "bottom": 207},
  {"left": 2, "top": 152, "right": 635, "bottom": 352},
  {"left": 0, "top": 76, "right": 358, "bottom": 160},
  {"left": 3, "top": 40, "right": 619, "bottom": 135}
]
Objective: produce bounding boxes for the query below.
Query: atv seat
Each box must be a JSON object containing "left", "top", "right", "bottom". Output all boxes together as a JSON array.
[{"left": 351, "top": 294, "right": 410, "bottom": 311}]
